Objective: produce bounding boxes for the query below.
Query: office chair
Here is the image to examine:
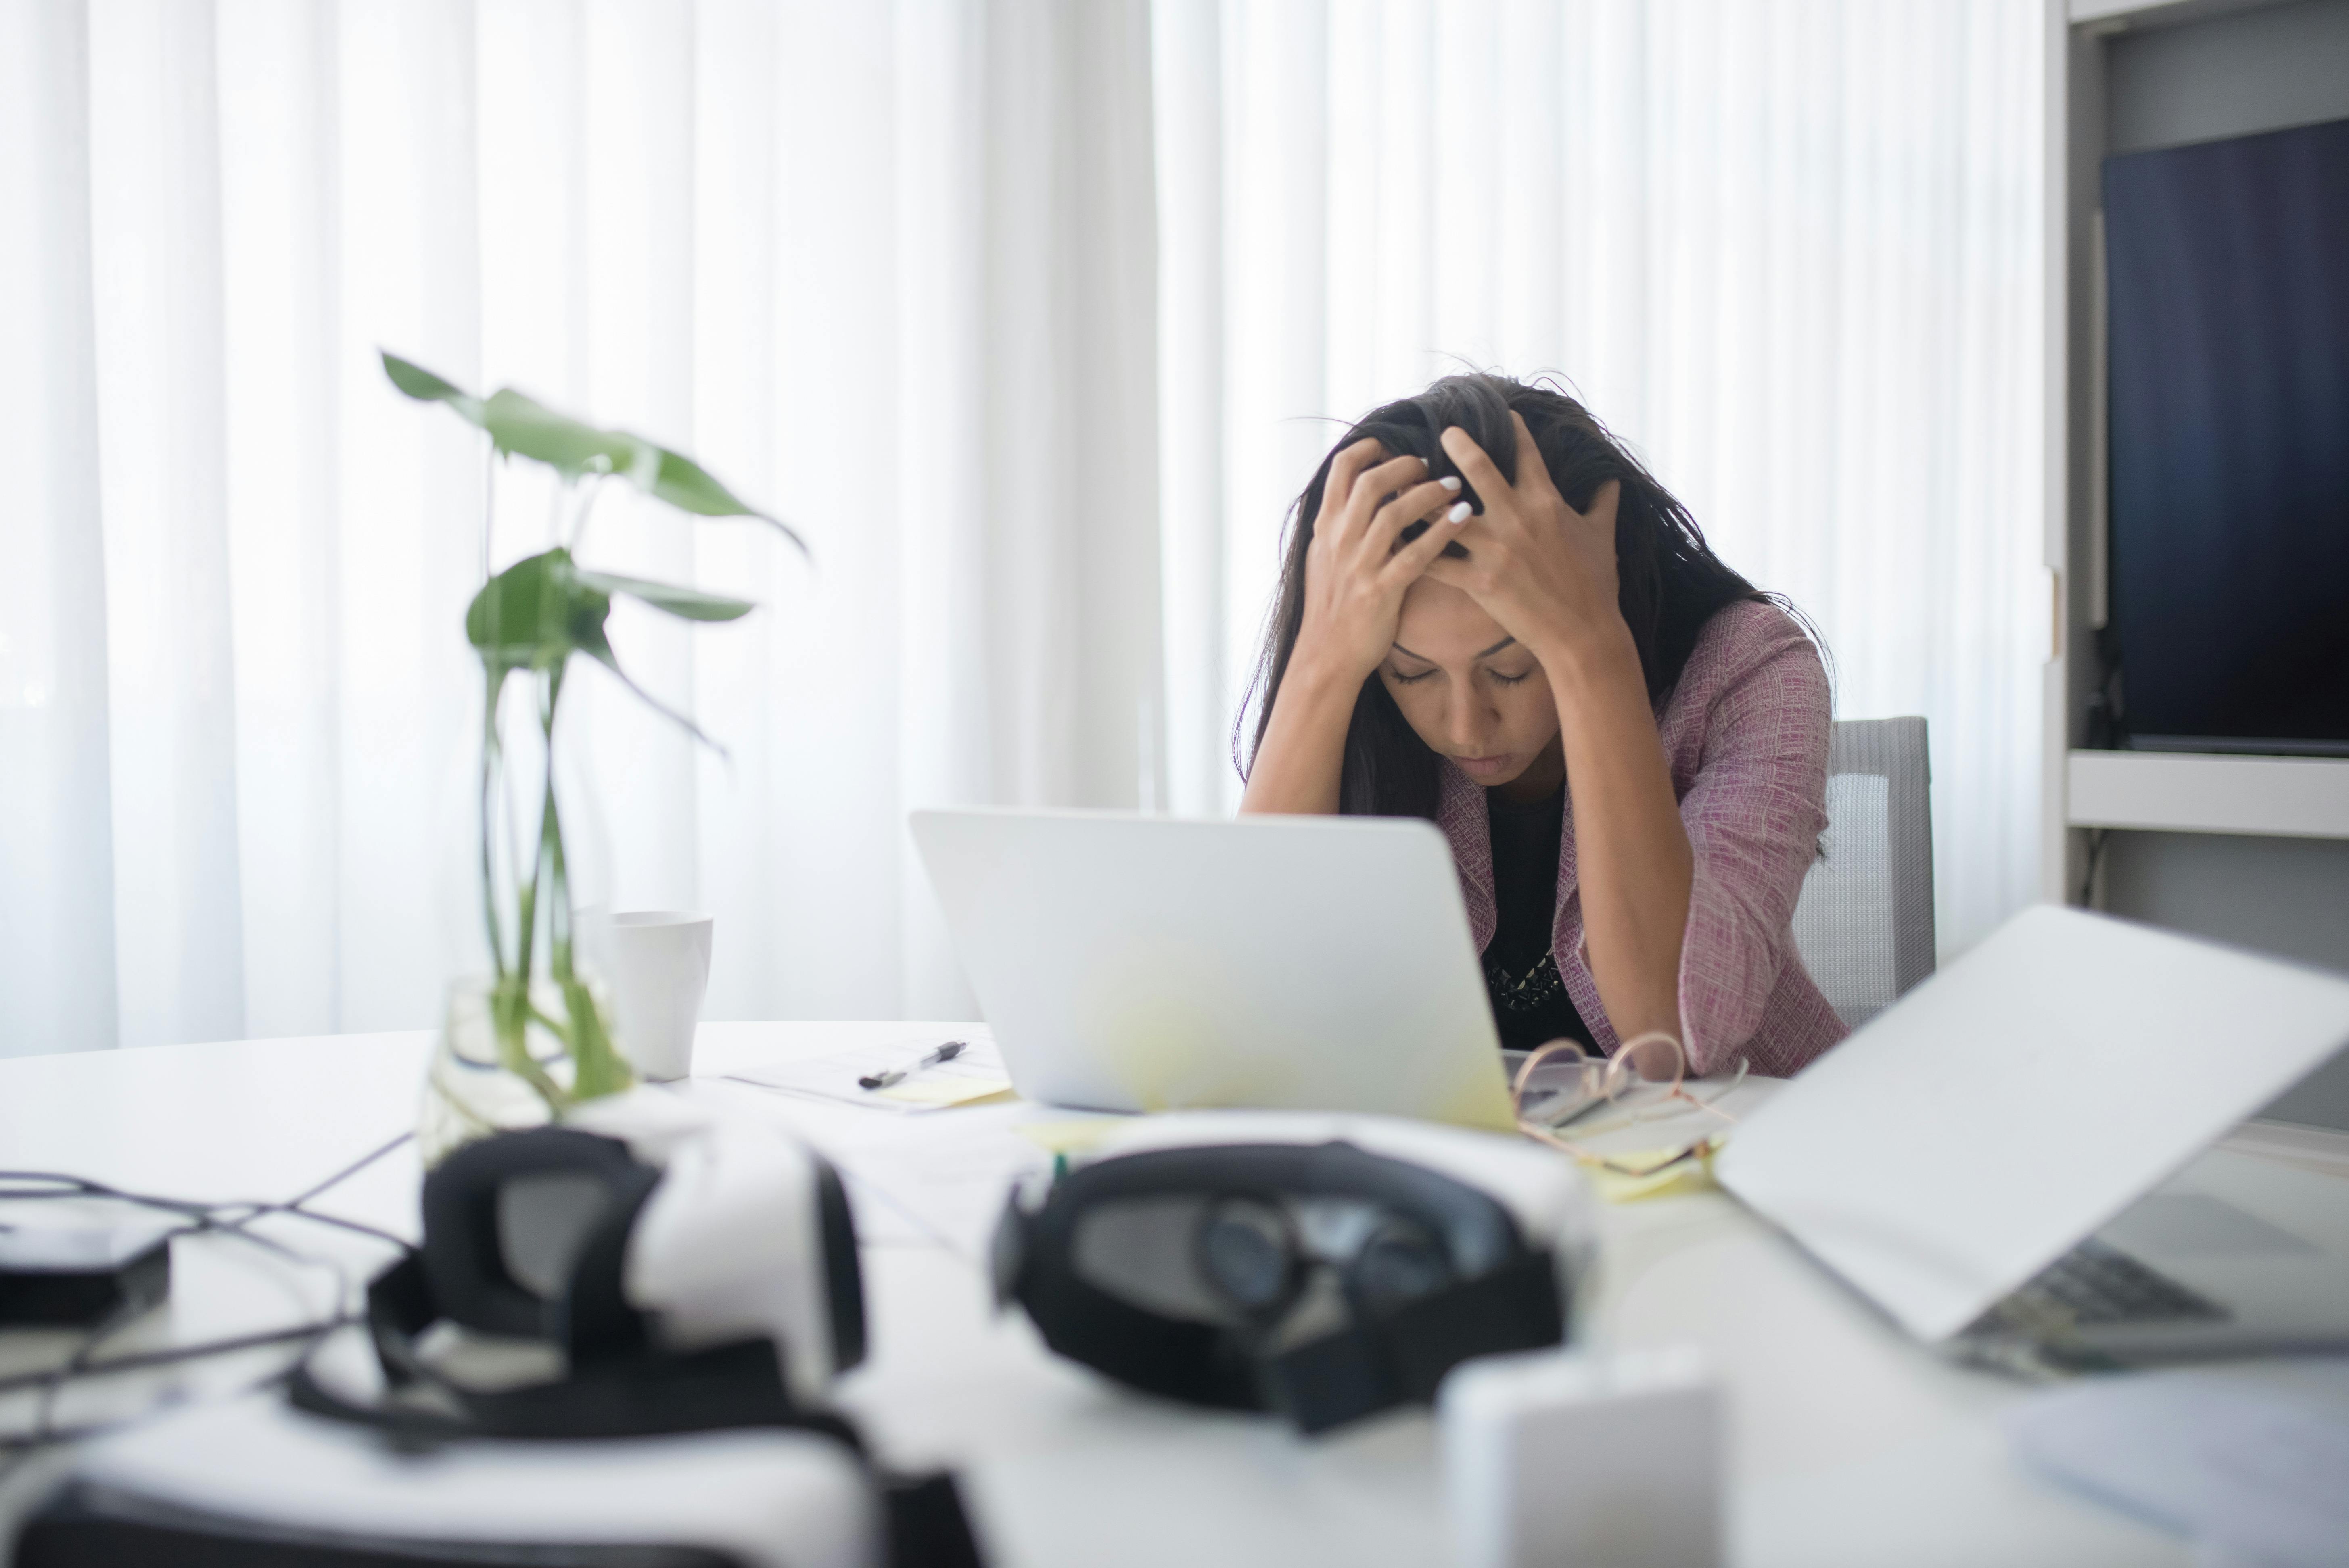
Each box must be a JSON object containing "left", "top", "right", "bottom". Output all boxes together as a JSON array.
[{"left": 1790, "top": 717, "right": 1936, "bottom": 1028}]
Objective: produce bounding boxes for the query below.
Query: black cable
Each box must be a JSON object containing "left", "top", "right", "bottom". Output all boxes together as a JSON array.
[
  {"left": 0, "top": 1140, "right": 419, "bottom": 1472},
  {"left": 0, "top": 1276, "right": 357, "bottom": 1481},
  {"left": 0, "top": 1421, "right": 116, "bottom": 1453},
  {"left": 0, "top": 1150, "right": 420, "bottom": 1258},
  {"left": 283, "top": 1132, "right": 417, "bottom": 1212},
  {"left": 238, "top": 1204, "right": 416, "bottom": 1253},
  {"left": 0, "top": 1297, "right": 145, "bottom": 1488},
  {"left": 0, "top": 1175, "right": 311, "bottom": 1272},
  {"left": 2, "top": 1125, "right": 419, "bottom": 1240},
  {"left": 0, "top": 1317, "right": 360, "bottom": 1399},
  {"left": 222, "top": 1130, "right": 422, "bottom": 1253},
  {"left": 0, "top": 1349, "right": 359, "bottom": 1457},
  {"left": 0, "top": 1301, "right": 363, "bottom": 1477},
  {"left": 0, "top": 1173, "right": 219, "bottom": 1221},
  {"left": 3, "top": 1298, "right": 147, "bottom": 1478}
]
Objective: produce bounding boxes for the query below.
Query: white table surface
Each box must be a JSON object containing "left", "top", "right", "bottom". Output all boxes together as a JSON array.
[{"left": 10, "top": 1021, "right": 2330, "bottom": 1565}]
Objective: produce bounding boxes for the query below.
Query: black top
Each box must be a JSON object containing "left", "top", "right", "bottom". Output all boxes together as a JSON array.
[{"left": 1482, "top": 784, "right": 1593, "bottom": 1053}]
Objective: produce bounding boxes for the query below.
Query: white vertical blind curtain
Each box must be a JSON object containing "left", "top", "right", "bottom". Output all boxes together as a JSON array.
[
  {"left": 6, "top": 0, "right": 2046, "bottom": 1056},
  {"left": 1155, "top": 0, "right": 2047, "bottom": 960},
  {"left": 0, "top": 0, "right": 1160, "bottom": 1056},
  {"left": 0, "top": 1, "right": 118, "bottom": 1056}
]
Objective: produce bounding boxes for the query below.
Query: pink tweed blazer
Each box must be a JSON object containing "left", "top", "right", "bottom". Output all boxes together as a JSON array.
[{"left": 1437, "top": 599, "right": 1847, "bottom": 1078}]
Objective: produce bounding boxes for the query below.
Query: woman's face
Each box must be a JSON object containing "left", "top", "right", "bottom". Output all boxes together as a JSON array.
[{"left": 1378, "top": 577, "right": 1563, "bottom": 791}]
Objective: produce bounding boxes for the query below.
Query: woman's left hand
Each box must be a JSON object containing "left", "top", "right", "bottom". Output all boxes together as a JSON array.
[{"left": 1425, "top": 412, "right": 1624, "bottom": 662}]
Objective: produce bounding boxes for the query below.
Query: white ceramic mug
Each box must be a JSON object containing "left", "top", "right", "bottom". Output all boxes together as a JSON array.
[{"left": 592, "top": 911, "right": 713, "bottom": 1082}]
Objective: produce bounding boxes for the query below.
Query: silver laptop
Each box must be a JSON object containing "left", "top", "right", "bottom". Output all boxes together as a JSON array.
[
  {"left": 1717, "top": 904, "right": 2349, "bottom": 1362},
  {"left": 909, "top": 808, "right": 1519, "bottom": 1133}
]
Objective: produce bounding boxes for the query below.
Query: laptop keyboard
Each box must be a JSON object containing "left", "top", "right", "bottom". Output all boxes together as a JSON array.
[{"left": 1993, "top": 1237, "right": 2229, "bottom": 1330}]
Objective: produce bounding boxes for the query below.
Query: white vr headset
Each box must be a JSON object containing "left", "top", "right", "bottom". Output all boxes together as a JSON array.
[
  {"left": 293, "top": 1091, "right": 867, "bottom": 1439},
  {"left": 14, "top": 1096, "right": 997, "bottom": 1568}
]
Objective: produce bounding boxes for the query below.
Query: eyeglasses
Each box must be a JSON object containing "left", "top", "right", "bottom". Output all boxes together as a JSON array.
[{"left": 1509, "top": 1030, "right": 1745, "bottom": 1175}]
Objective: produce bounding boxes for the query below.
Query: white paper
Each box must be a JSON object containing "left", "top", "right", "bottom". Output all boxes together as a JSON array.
[
  {"left": 793, "top": 1102, "right": 1053, "bottom": 1260},
  {"left": 2006, "top": 1361, "right": 2349, "bottom": 1568},
  {"left": 719, "top": 1031, "right": 1011, "bottom": 1113}
]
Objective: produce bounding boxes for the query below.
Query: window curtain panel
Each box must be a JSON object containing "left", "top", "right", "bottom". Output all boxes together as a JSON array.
[
  {"left": 0, "top": 0, "right": 1162, "bottom": 1056},
  {"left": 1154, "top": 0, "right": 2047, "bottom": 960}
]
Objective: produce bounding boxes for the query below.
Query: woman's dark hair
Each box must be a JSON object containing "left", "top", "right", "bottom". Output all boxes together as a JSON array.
[{"left": 1240, "top": 373, "right": 1788, "bottom": 820}]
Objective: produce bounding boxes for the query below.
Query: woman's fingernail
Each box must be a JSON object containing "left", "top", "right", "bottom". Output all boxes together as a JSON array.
[
  {"left": 1439, "top": 475, "right": 1462, "bottom": 492},
  {"left": 1447, "top": 501, "right": 1472, "bottom": 524}
]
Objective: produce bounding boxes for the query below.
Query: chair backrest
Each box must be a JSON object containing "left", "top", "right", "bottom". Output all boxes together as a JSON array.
[{"left": 1791, "top": 717, "right": 1935, "bottom": 1029}]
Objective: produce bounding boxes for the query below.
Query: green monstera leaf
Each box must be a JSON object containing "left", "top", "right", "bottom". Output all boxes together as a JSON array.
[
  {"left": 466, "top": 548, "right": 598, "bottom": 683},
  {"left": 571, "top": 568, "right": 754, "bottom": 622},
  {"left": 381, "top": 353, "right": 487, "bottom": 423},
  {"left": 643, "top": 447, "right": 767, "bottom": 519},
  {"left": 479, "top": 387, "right": 643, "bottom": 480},
  {"left": 468, "top": 548, "right": 751, "bottom": 754},
  {"left": 382, "top": 350, "right": 805, "bottom": 551}
]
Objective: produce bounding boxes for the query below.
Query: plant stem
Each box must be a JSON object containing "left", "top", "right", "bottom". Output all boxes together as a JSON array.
[
  {"left": 491, "top": 977, "right": 568, "bottom": 1112},
  {"left": 480, "top": 671, "right": 507, "bottom": 983},
  {"left": 513, "top": 668, "right": 557, "bottom": 990},
  {"left": 539, "top": 664, "right": 567, "bottom": 979},
  {"left": 569, "top": 476, "right": 606, "bottom": 556},
  {"left": 543, "top": 757, "right": 571, "bottom": 982},
  {"left": 534, "top": 660, "right": 633, "bottom": 1102},
  {"left": 482, "top": 446, "right": 496, "bottom": 583},
  {"left": 479, "top": 649, "right": 633, "bottom": 1117},
  {"left": 547, "top": 475, "right": 567, "bottom": 553}
]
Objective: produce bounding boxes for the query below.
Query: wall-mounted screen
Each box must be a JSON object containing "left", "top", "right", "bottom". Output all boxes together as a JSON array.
[{"left": 2104, "top": 116, "right": 2349, "bottom": 754}]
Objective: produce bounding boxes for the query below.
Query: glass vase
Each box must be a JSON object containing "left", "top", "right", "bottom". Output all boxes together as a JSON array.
[
  {"left": 418, "top": 656, "right": 632, "bottom": 1167},
  {"left": 417, "top": 973, "right": 623, "bottom": 1168}
]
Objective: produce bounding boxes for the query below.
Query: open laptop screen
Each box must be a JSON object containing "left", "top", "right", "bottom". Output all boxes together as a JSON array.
[{"left": 1715, "top": 907, "right": 2349, "bottom": 1342}]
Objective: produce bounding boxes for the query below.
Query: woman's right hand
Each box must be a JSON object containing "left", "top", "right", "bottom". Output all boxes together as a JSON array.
[{"left": 1290, "top": 439, "right": 1467, "bottom": 683}]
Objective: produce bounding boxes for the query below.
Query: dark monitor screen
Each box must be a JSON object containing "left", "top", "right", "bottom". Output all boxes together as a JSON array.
[{"left": 2104, "top": 116, "right": 2349, "bottom": 754}]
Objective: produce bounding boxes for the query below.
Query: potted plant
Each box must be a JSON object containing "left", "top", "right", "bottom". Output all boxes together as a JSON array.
[{"left": 381, "top": 352, "right": 800, "bottom": 1161}]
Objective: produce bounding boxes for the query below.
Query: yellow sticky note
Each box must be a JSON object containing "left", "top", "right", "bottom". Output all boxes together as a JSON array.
[
  {"left": 874, "top": 1076, "right": 1017, "bottom": 1109},
  {"left": 1583, "top": 1138, "right": 1722, "bottom": 1203},
  {"left": 1013, "top": 1119, "right": 1129, "bottom": 1156}
]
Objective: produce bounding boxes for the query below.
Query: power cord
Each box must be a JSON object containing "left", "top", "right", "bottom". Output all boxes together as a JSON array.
[
  {"left": 0, "top": 1320, "right": 364, "bottom": 1404},
  {"left": 278, "top": 1132, "right": 421, "bottom": 1216},
  {"left": 0, "top": 1132, "right": 418, "bottom": 1480}
]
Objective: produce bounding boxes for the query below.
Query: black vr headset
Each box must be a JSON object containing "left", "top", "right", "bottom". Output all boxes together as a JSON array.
[{"left": 992, "top": 1113, "right": 1597, "bottom": 1434}]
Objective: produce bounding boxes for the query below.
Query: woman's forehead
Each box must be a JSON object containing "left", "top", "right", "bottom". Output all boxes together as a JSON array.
[{"left": 1394, "top": 578, "right": 1510, "bottom": 660}]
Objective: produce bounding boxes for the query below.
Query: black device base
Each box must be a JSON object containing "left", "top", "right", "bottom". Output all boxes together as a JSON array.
[
  {"left": 16, "top": 1471, "right": 986, "bottom": 1568},
  {"left": 0, "top": 1234, "right": 172, "bottom": 1328}
]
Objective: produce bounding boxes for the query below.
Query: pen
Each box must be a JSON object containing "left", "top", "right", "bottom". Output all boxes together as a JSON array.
[{"left": 859, "top": 1040, "right": 967, "bottom": 1091}]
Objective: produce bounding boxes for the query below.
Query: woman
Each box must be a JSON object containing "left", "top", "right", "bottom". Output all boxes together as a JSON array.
[{"left": 1239, "top": 374, "right": 1845, "bottom": 1078}]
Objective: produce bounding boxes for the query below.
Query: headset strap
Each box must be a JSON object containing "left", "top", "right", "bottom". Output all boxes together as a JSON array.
[
  {"left": 285, "top": 1255, "right": 859, "bottom": 1448},
  {"left": 1259, "top": 1250, "right": 1565, "bottom": 1434}
]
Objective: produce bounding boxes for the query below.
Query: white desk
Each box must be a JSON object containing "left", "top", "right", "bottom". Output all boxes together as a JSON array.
[{"left": 9, "top": 1022, "right": 2336, "bottom": 1565}]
